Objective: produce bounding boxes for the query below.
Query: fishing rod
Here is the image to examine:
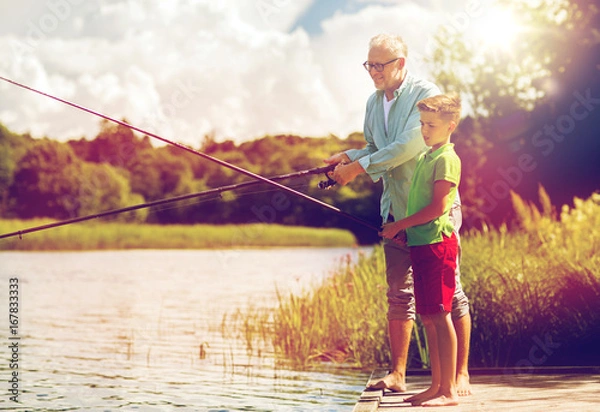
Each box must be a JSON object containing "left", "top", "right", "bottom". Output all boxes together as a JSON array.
[
  {"left": 0, "top": 166, "right": 335, "bottom": 240},
  {"left": 0, "top": 75, "right": 378, "bottom": 234}
]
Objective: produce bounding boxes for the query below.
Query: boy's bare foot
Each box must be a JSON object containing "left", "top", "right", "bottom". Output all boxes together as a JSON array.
[
  {"left": 456, "top": 372, "right": 472, "bottom": 396},
  {"left": 421, "top": 393, "right": 459, "bottom": 407},
  {"left": 404, "top": 385, "right": 439, "bottom": 403},
  {"left": 367, "top": 371, "right": 406, "bottom": 392}
]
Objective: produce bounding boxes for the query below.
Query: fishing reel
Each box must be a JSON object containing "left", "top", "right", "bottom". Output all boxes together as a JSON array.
[
  {"left": 318, "top": 175, "right": 337, "bottom": 190},
  {"left": 317, "top": 164, "right": 339, "bottom": 190}
]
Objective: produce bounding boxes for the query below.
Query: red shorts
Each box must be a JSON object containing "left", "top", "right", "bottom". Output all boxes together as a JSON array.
[{"left": 410, "top": 232, "right": 458, "bottom": 315}]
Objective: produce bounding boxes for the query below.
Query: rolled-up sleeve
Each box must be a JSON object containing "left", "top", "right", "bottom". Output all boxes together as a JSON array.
[
  {"left": 346, "top": 146, "right": 373, "bottom": 162},
  {"left": 356, "top": 106, "right": 425, "bottom": 182},
  {"left": 340, "top": 73, "right": 440, "bottom": 221},
  {"left": 358, "top": 127, "right": 424, "bottom": 182}
]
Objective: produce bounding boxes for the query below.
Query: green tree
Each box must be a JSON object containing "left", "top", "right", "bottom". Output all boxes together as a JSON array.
[
  {"left": 429, "top": 0, "right": 599, "bottom": 120},
  {"left": 75, "top": 162, "right": 147, "bottom": 222},
  {"left": 10, "top": 139, "right": 81, "bottom": 218},
  {"left": 69, "top": 120, "right": 153, "bottom": 171},
  {"left": 0, "top": 124, "right": 34, "bottom": 215},
  {"left": 427, "top": 0, "right": 600, "bottom": 227},
  {"left": 9, "top": 139, "right": 144, "bottom": 221}
]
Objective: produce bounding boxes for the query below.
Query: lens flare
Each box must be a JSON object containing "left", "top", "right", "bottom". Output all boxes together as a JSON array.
[{"left": 471, "top": 8, "right": 523, "bottom": 51}]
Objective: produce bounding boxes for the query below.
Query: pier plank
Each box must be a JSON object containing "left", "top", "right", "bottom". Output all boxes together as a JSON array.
[
  {"left": 352, "top": 369, "right": 387, "bottom": 412},
  {"left": 352, "top": 399, "right": 379, "bottom": 412},
  {"left": 353, "top": 371, "right": 600, "bottom": 411}
]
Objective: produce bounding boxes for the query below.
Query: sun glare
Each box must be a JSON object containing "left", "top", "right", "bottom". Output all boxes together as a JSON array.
[{"left": 472, "top": 8, "right": 523, "bottom": 51}]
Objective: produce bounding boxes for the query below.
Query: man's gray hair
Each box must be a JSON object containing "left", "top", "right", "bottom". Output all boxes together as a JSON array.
[{"left": 369, "top": 34, "right": 408, "bottom": 58}]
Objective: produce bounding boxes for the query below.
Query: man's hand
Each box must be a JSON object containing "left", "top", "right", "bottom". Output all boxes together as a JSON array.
[
  {"left": 330, "top": 161, "right": 364, "bottom": 186},
  {"left": 324, "top": 152, "right": 350, "bottom": 165}
]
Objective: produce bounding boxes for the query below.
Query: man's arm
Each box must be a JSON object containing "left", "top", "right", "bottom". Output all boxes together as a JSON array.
[
  {"left": 323, "top": 152, "right": 364, "bottom": 186},
  {"left": 326, "top": 86, "right": 434, "bottom": 186},
  {"left": 349, "top": 82, "right": 440, "bottom": 184},
  {"left": 331, "top": 121, "right": 423, "bottom": 186},
  {"left": 355, "top": 109, "right": 425, "bottom": 182}
]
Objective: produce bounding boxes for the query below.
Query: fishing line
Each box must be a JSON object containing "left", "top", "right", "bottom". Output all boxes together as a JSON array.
[
  {"left": 149, "top": 181, "right": 310, "bottom": 215},
  {"left": 139, "top": 195, "right": 222, "bottom": 214},
  {"left": 0, "top": 75, "right": 378, "bottom": 235}
]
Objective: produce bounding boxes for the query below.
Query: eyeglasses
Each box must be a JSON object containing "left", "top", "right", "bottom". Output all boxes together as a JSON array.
[{"left": 362, "top": 57, "right": 401, "bottom": 72}]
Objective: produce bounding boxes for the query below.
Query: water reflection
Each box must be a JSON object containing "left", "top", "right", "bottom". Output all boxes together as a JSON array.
[{"left": 0, "top": 248, "right": 371, "bottom": 410}]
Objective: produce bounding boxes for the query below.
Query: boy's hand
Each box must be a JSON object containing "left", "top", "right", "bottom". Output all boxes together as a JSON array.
[
  {"left": 379, "top": 223, "right": 407, "bottom": 245},
  {"left": 393, "top": 230, "right": 407, "bottom": 246}
]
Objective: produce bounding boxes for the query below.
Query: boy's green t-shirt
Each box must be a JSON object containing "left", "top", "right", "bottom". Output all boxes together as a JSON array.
[{"left": 406, "top": 143, "right": 461, "bottom": 246}]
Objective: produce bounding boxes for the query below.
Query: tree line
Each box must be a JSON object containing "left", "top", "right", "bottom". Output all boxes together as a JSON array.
[{"left": 0, "top": 122, "right": 386, "bottom": 242}]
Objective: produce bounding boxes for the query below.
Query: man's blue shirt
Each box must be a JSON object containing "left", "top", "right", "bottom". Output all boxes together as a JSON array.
[{"left": 345, "top": 72, "right": 441, "bottom": 222}]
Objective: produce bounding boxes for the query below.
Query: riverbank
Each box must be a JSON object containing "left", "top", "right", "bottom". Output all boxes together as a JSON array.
[
  {"left": 238, "top": 192, "right": 600, "bottom": 369},
  {"left": 0, "top": 219, "right": 357, "bottom": 250}
]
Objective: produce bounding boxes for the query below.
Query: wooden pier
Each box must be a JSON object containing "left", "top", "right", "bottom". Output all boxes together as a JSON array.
[{"left": 353, "top": 368, "right": 600, "bottom": 411}]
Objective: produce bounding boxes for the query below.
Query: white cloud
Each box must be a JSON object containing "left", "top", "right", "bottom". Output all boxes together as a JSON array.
[
  {"left": 0, "top": 0, "right": 330, "bottom": 145},
  {"left": 309, "top": 3, "right": 444, "bottom": 138},
  {"left": 227, "top": 0, "right": 315, "bottom": 33},
  {"left": 0, "top": 0, "right": 474, "bottom": 146}
]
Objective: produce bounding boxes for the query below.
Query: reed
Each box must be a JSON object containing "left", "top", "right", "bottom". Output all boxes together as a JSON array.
[
  {"left": 236, "top": 191, "right": 600, "bottom": 368},
  {"left": 236, "top": 249, "right": 392, "bottom": 368},
  {"left": 0, "top": 219, "right": 357, "bottom": 250},
  {"left": 460, "top": 190, "right": 600, "bottom": 367}
]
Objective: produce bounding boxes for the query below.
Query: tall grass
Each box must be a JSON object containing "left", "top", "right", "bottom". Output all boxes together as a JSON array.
[
  {"left": 0, "top": 219, "right": 357, "bottom": 250},
  {"left": 461, "top": 188, "right": 600, "bottom": 367},
  {"left": 236, "top": 189, "right": 600, "bottom": 369},
  {"left": 272, "top": 250, "right": 390, "bottom": 367},
  {"left": 235, "top": 250, "right": 391, "bottom": 368}
]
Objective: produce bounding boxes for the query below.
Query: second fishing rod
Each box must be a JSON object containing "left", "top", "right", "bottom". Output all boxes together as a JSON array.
[
  {"left": 0, "top": 75, "right": 379, "bottom": 234},
  {"left": 0, "top": 165, "right": 338, "bottom": 240}
]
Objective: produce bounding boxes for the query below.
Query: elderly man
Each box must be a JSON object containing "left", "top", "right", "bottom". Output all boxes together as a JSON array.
[{"left": 324, "top": 33, "right": 472, "bottom": 395}]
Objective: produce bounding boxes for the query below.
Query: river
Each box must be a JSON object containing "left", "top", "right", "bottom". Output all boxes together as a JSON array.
[{"left": 0, "top": 248, "right": 373, "bottom": 411}]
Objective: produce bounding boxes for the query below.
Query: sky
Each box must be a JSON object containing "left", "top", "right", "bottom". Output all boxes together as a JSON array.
[{"left": 0, "top": 0, "right": 505, "bottom": 146}]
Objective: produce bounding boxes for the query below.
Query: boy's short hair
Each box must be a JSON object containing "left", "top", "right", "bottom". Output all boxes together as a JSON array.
[
  {"left": 417, "top": 93, "right": 462, "bottom": 124},
  {"left": 369, "top": 34, "right": 408, "bottom": 58}
]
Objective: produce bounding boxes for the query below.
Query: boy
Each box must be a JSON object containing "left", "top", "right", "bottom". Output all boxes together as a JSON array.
[{"left": 380, "top": 93, "right": 462, "bottom": 407}]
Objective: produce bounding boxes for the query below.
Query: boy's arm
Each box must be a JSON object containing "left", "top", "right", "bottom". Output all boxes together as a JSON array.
[{"left": 380, "top": 180, "right": 454, "bottom": 239}]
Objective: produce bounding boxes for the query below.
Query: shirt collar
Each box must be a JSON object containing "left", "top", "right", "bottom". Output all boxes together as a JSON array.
[
  {"left": 426, "top": 143, "right": 455, "bottom": 159},
  {"left": 376, "top": 71, "right": 412, "bottom": 99},
  {"left": 394, "top": 71, "right": 412, "bottom": 98}
]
